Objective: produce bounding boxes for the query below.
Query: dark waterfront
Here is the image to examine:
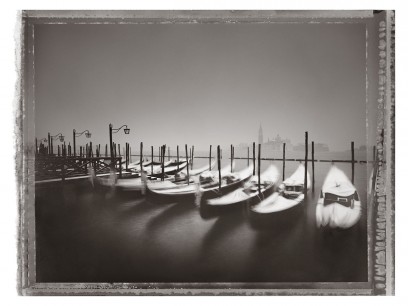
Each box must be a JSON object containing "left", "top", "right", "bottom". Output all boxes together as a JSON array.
[{"left": 35, "top": 157, "right": 369, "bottom": 283}]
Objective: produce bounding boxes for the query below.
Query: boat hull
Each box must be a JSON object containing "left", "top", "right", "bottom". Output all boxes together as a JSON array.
[
  {"left": 200, "top": 184, "right": 276, "bottom": 218},
  {"left": 248, "top": 198, "right": 305, "bottom": 230}
]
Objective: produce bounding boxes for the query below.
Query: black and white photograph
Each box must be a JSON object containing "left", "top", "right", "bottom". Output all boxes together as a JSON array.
[{"left": 14, "top": 9, "right": 395, "bottom": 296}]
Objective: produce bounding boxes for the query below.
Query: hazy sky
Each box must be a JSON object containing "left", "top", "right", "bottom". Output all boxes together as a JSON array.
[{"left": 34, "top": 22, "right": 366, "bottom": 151}]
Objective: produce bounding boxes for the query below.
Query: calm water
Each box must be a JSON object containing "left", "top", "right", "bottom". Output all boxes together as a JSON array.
[{"left": 36, "top": 153, "right": 369, "bottom": 283}]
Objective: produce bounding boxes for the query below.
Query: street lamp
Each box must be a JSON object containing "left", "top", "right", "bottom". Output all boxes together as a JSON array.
[
  {"left": 109, "top": 123, "right": 130, "bottom": 162},
  {"left": 73, "top": 129, "right": 92, "bottom": 157},
  {"left": 47, "top": 132, "right": 65, "bottom": 155},
  {"left": 49, "top": 133, "right": 65, "bottom": 142}
]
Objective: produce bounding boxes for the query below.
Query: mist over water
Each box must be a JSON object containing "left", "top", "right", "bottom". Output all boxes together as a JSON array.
[{"left": 36, "top": 153, "right": 369, "bottom": 283}]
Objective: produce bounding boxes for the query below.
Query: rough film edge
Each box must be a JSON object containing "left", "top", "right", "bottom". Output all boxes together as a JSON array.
[
  {"left": 16, "top": 9, "right": 386, "bottom": 295},
  {"left": 22, "top": 10, "right": 374, "bottom": 20},
  {"left": 372, "top": 10, "right": 395, "bottom": 296},
  {"left": 14, "top": 10, "right": 25, "bottom": 296}
]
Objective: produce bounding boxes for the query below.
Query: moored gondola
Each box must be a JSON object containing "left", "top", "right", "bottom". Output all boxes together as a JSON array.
[
  {"left": 249, "top": 163, "right": 310, "bottom": 229},
  {"left": 315, "top": 165, "right": 361, "bottom": 230},
  {"left": 203, "top": 165, "right": 280, "bottom": 214},
  {"left": 146, "top": 163, "right": 252, "bottom": 203}
]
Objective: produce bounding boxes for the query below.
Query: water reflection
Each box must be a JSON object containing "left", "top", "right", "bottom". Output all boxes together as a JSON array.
[{"left": 35, "top": 160, "right": 369, "bottom": 283}]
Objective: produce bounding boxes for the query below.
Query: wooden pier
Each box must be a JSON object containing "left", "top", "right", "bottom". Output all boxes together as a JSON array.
[
  {"left": 35, "top": 130, "right": 376, "bottom": 185},
  {"left": 35, "top": 155, "right": 123, "bottom": 182}
]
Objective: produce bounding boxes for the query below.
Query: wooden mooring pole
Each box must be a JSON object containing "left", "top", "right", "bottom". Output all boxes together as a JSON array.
[
  {"left": 247, "top": 146, "right": 250, "bottom": 167},
  {"left": 312, "top": 141, "right": 315, "bottom": 193},
  {"left": 140, "top": 142, "right": 144, "bottom": 173},
  {"left": 73, "top": 129, "right": 76, "bottom": 157},
  {"left": 185, "top": 144, "right": 190, "bottom": 185},
  {"left": 177, "top": 145, "right": 179, "bottom": 171},
  {"left": 230, "top": 144, "right": 233, "bottom": 172},
  {"left": 258, "top": 144, "right": 261, "bottom": 193},
  {"left": 282, "top": 143, "right": 286, "bottom": 181},
  {"left": 252, "top": 142, "right": 256, "bottom": 175},
  {"left": 109, "top": 124, "right": 113, "bottom": 166},
  {"left": 191, "top": 146, "right": 194, "bottom": 169},
  {"left": 125, "top": 143, "right": 128, "bottom": 170},
  {"left": 209, "top": 145, "right": 212, "bottom": 170},
  {"left": 217, "top": 145, "right": 221, "bottom": 190},
  {"left": 162, "top": 145, "right": 166, "bottom": 181},
  {"left": 47, "top": 133, "right": 51, "bottom": 155},
  {"left": 232, "top": 146, "right": 235, "bottom": 172},
  {"left": 151, "top": 146, "right": 154, "bottom": 174},
  {"left": 351, "top": 141, "right": 355, "bottom": 184},
  {"left": 304, "top": 132, "right": 308, "bottom": 198}
]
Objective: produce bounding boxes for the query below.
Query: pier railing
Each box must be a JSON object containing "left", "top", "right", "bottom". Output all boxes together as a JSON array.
[{"left": 35, "top": 156, "right": 123, "bottom": 182}]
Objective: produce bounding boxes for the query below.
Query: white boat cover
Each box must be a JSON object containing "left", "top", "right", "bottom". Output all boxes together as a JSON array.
[
  {"left": 207, "top": 165, "right": 279, "bottom": 206},
  {"left": 183, "top": 159, "right": 217, "bottom": 176},
  {"left": 320, "top": 165, "right": 356, "bottom": 196},
  {"left": 315, "top": 165, "right": 361, "bottom": 229},
  {"left": 251, "top": 164, "right": 308, "bottom": 213},
  {"left": 283, "top": 163, "right": 310, "bottom": 188},
  {"left": 151, "top": 161, "right": 187, "bottom": 175},
  {"left": 150, "top": 164, "right": 251, "bottom": 196},
  {"left": 251, "top": 192, "right": 304, "bottom": 213}
]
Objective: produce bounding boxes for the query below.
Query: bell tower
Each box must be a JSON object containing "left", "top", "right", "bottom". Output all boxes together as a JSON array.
[{"left": 258, "top": 123, "right": 263, "bottom": 145}]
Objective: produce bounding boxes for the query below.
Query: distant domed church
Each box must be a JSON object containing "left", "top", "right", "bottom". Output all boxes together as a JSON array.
[{"left": 258, "top": 123, "right": 292, "bottom": 151}]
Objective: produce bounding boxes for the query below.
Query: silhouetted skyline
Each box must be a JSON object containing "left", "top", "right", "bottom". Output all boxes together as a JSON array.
[{"left": 34, "top": 22, "right": 367, "bottom": 151}]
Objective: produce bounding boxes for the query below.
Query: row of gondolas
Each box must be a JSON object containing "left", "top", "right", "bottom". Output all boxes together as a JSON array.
[{"left": 93, "top": 158, "right": 362, "bottom": 230}]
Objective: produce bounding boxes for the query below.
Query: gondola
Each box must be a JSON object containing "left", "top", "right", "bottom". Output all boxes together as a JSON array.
[
  {"left": 206, "top": 165, "right": 280, "bottom": 207},
  {"left": 146, "top": 163, "right": 252, "bottom": 202},
  {"left": 315, "top": 165, "right": 361, "bottom": 229},
  {"left": 249, "top": 163, "right": 310, "bottom": 228},
  {"left": 98, "top": 159, "right": 216, "bottom": 193},
  {"left": 149, "top": 160, "right": 188, "bottom": 177}
]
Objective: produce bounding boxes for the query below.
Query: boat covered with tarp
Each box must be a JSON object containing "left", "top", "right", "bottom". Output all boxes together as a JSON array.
[
  {"left": 206, "top": 165, "right": 280, "bottom": 207},
  {"left": 251, "top": 163, "right": 310, "bottom": 215},
  {"left": 315, "top": 165, "right": 361, "bottom": 229}
]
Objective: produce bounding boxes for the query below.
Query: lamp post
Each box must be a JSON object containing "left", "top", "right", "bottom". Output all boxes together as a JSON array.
[
  {"left": 73, "top": 129, "right": 91, "bottom": 157},
  {"left": 48, "top": 133, "right": 65, "bottom": 155},
  {"left": 109, "top": 123, "right": 130, "bottom": 163}
]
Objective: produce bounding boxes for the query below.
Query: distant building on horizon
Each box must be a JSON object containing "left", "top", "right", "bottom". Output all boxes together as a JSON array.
[
  {"left": 264, "top": 134, "right": 293, "bottom": 151},
  {"left": 257, "top": 125, "right": 292, "bottom": 151}
]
